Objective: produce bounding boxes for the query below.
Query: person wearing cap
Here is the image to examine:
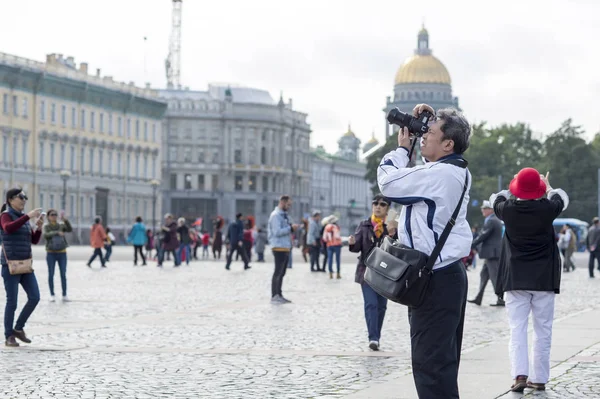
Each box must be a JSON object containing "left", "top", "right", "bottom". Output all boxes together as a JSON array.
[
  {"left": 586, "top": 217, "right": 600, "bottom": 278},
  {"left": 323, "top": 215, "right": 343, "bottom": 279},
  {"left": 307, "top": 211, "right": 322, "bottom": 272},
  {"left": 467, "top": 200, "right": 504, "bottom": 306},
  {"left": 225, "top": 213, "right": 250, "bottom": 271},
  {"left": 348, "top": 194, "right": 390, "bottom": 351},
  {"left": 377, "top": 103, "right": 472, "bottom": 398},
  {"left": 490, "top": 168, "right": 568, "bottom": 392}
]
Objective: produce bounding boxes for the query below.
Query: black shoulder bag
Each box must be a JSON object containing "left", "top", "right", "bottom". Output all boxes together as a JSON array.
[{"left": 364, "top": 162, "right": 469, "bottom": 308}]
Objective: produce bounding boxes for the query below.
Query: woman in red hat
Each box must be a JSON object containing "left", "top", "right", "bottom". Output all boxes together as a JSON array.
[{"left": 490, "top": 168, "right": 569, "bottom": 393}]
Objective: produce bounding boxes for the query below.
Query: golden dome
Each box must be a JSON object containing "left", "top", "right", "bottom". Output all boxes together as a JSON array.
[
  {"left": 394, "top": 54, "right": 451, "bottom": 85},
  {"left": 343, "top": 124, "right": 356, "bottom": 138},
  {"left": 366, "top": 132, "right": 378, "bottom": 144}
]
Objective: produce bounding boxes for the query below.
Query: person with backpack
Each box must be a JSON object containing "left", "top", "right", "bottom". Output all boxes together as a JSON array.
[{"left": 43, "top": 209, "right": 72, "bottom": 302}]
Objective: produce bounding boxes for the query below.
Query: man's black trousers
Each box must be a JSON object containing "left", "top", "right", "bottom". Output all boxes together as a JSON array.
[
  {"left": 408, "top": 261, "right": 468, "bottom": 399},
  {"left": 272, "top": 251, "right": 290, "bottom": 297}
]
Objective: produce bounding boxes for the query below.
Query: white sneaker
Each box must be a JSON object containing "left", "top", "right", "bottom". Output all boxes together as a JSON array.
[
  {"left": 369, "top": 341, "right": 380, "bottom": 351},
  {"left": 49, "top": 295, "right": 56, "bottom": 303},
  {"left": 271, "top": 295, "right": 284, "bottom": 304},
  {"left": 62, "top": 296, "right": 71, "bottom": 302}
]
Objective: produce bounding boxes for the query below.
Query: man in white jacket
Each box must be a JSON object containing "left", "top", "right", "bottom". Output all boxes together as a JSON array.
[{"left": 377, "top": 103, "right": 472, "bottom": 399}]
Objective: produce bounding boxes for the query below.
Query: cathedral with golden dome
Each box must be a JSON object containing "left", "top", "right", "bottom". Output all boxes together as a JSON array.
[{"left": 383, "top": 26, "right": 460, "bottom": 138}]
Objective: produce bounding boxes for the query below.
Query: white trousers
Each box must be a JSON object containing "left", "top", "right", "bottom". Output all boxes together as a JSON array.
[{"left": 505, "top": 290, "right": 555, "bottom": 383}]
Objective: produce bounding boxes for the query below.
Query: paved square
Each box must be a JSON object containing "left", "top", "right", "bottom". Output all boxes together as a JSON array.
[{"left": 0, "top": 247, "right": 598, "bottom": 398}]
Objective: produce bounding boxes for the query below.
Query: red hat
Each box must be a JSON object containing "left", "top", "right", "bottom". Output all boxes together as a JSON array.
[{"left": 509, "top": 168, "right": 547, "bottom": 200}]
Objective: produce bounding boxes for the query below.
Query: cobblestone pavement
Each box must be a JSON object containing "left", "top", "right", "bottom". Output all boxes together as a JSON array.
[{"left": 0, "top": 247, "right": 598, "bottom": 398}]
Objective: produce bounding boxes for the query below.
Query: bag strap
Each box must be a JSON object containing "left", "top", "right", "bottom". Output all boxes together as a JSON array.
[{"left": 423, "top": 167, "right": 469, "bottom": 273}]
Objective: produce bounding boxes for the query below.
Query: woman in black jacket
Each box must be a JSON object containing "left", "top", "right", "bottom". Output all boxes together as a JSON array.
[
  {"left": 348, "top": 194, "right": 390, "bottom": 351},
  {"left": 1, "top": 188, "right": 43, "bottom": 347},
  {"left": 491, "top": 169, "right": 568, "bottom": 392}
]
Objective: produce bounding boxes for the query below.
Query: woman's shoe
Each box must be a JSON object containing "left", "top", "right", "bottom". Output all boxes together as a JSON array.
[
  {"left": 12, "top": 329, "right": 31, "bottom": 344},
  {"left": 336, "top": 272, "right": 341, "bottom": 279},
  {"left": 329, "top": 272, "right": 333, "bottom": 279},
  {"left": 527, "top": 382, "right": 546, "bottom": 391},
  {"left": 510, "top": 376, "right": 528, "bottom": 392}
]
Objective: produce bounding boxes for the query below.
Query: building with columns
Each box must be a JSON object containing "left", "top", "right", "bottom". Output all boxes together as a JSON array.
[
  {"left": 0, "top": 52, "right": 166, "bottom": 243},
  {"left": 311, "top": 126, "right": 371, "bottom": 235},
  {"left": 159, "top": 85, "right": 311, "bottom": 229}
]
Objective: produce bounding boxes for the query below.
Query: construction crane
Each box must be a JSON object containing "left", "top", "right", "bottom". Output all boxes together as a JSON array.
[{"left": 165, "top": 0, "right": 182, "bottom": 89}]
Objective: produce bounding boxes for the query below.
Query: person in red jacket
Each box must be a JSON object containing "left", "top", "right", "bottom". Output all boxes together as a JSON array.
[{"left": 201, "top": 231, "right": 210, "bottom": 259}]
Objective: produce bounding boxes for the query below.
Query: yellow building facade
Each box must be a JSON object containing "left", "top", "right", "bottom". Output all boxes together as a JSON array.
[{"left": 0, "top": 52, "right": 167, "bottom": 242}]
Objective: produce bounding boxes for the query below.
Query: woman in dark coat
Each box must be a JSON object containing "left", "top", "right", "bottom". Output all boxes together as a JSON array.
[
  {"left": 1, "top": 188, "right": 43, "bottom": 347},
  {"left": 348, "top": 194, "right": 390, "bottom": 351},
  {"left": 492, "top": 169, "right": 568, "bottom": 392},
  {"left": 212, "top": 217, "right": 224, "bottom": 260},
  {"left": 158, "top": 213, "right": 180, "bottom": 267}
]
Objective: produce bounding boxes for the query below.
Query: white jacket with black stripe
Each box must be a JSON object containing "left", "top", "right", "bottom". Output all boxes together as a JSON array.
[{"left": 377, "top": 148, "right": 473, "bottom": 270}]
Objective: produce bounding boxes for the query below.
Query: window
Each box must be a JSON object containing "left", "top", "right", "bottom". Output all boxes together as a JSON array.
[
  {"left": 127, "top": 199, "right": 131, "bottom": 220},
  {"left": 90, "top": 111, "right": 95, "bottom": 130},
  {"left": 50, "top": 194, "right": 55, "bottom": 209},
  {"left": 22, "top": 98, "right": 28, "bottom": 118},
  {"left": 117, "top": 199, "right": 122, "bottom": 221},
  {"left": 12, "top": 137, "right": 18, "bottom": 165},
  {"left": 70, "top": 194, "right": 75, "bottom": 216},
  {"left": 127, "top": 118, "right": 131, "bottom": 138},
  {"left": 261, "top": 147, "right": 267, "bottom": 164},
  {"left": 80, "top": 196, "right": 84, "bottom": 218},
  {"left": 234, "top": 149, "right": 242, "bottom": 163},
  {"left": 126, "top": 154, "right": 130, "bottom": 177},
  {"left": 152, "top": 123, "right": 157, "bottom": 142},
  {"left": 40, "top": 100, "right": 46, "bottom": 122},
  {"left": 39, "top": 142, "right": 45, "bottom": 169},
  {"left": 143, "top": 200, "right": 148, "bottom": 220},
  {"left": 262, "top": 199, "right": 268, "bottom": 213},
  {"left": 198, "top": 175, "right": 205, "bottom": 191},
  {"left": 89, "top": 148, "right": 94, "bottom": 174},
  {"left": 143, "top": 121, "right": 148, "bottom": 141},
  {"left": 143, "top": 155, "right": 148, "bottom": 179},
  {"left": 117, "top": 153, "right": 122, "bottom": 176},
  {"left": 71, "top": 107, "right": 76, "bottom": 127},
  {"left": 197, "top": 150, "right": 204, "bottom": 163},
  {"left": 80, "top": 109, "right": 85, "bottom": 129},
  {"left": 2, "top": 135, "right": 7, "bottom": 163},
  {"left": 60, "top": 144, "right": 67, "bottom": 170},
  {"left": 184, "top": 148, "right": 191, "bottom": 162},
  {"left": 152, "top": 156, "right": 156, "bottom": 178},
  {"left": 22, "top": 138, "right": 28, "bottom": 167},
  {"left": 169, "top": 148, "right": 177, "bottom": 162},
  {"left": 135, "top": 154, "right": 140, "bottom": 178},
  {"left": 184, "top": 173, "right": 192, "bottom": 189},
  {"left": 39, "top": 193, "right": 44, "bottom": 209},
  {"left": 263, "top": 176, "right": 269, "bottom": 192},
  {"left": 70, "top": 145, "right": 76, "bottom": 172},
  {"left": 89, "top": 197, "right": 94, "bottom": 219},
  {"left": 12, "top": 96, "right": 18, "bottom": 116},
  {"left": 212, "top": 175, "right": 219, "bottom": 191},
  {"left": 99, "top": 113, "right": 104, "bottom": 133},
  {"left": 108, "top": 152, "right": 113, "bottom": 175},
  {"left": 249, "top": 175, "right": 257, "bottom": 192},
  {"left": 80, "top": 148, "right": 85, "bottom": 173},
  {"left": 2, "top": 94, "right": 7, "bottom": 114},
  {"left": 61, "top": 105, "right": 66, "bottom": 125},
  {"left": 49, "top": 143, "right": 55, "bottom": 169},
  {"left": 50, "top": 103, "right": 56, "bottom": 123},
  {"left": 99, "top": 150, "right": 104, "bottom": 175},
  {"left": 118, "top": 116, "right": 123, "bottom": 136},
  {"left": 235, "top": 175, "right": 243, "bottom": 191},
  {"left": 108, "top": 114, "right": 113, "bottom": 135},
  {"left": 170, "top": 174, "right": 177, "bottom": 189},
  {"left": 135, "top": 120, "right": 140, "bottom": 139}
]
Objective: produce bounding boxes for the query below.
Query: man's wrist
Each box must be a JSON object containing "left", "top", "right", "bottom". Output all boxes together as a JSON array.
[{"left": 398, "top": 146, "right": 410, "bottom": 154}]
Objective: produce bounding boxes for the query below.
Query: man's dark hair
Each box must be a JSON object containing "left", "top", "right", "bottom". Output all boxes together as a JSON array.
[
  {"left": 280, "top": 195, "right": 291, "bottom": 203},
  {"left": 372, "top": 194, "right": 390, "bottom": 205},
  {"left": 436, "top": 108, "right": 471, "bottom": 155},
  {"left": 236, "top": 213, "right": 243, "bottom": 219},
  {"left": 95, "top": 217, "right": 101, "bottom": 224},
  {"left": 136, "top": 216, "right": 142, "bottom": 223}
]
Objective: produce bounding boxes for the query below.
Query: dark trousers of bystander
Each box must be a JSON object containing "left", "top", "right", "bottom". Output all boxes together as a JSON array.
[
  {"left": 589, "top": 251, "right": 600, "bottom": 277},
  {"left": 408, "top": 261, "right": 468, "bottom": 399},
  {"left": 87, "top": 248, "right": 105, "bottom": 267},
  {"left": 271, "top": 251, "right": 290, "bottom": 298}
]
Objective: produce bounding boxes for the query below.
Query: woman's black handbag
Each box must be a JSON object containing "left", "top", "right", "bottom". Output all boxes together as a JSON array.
[
  {"left": 364, "top": 171, "right": 469, "bottom": 308},
  {"left": 48, "top": 234, "right": 67, "bottom": 252}
]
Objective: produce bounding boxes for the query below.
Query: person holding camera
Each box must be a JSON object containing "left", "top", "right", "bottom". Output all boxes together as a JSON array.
[
  {"left": 44, "top": 209, "right": 72, "bottom": 302},
  {"left": 1, "top": 189, "right": 43, "bottom": 347},
  {"left": 268, "top": 195, "right": 299, "bottom": 304},
  {"left": 491, "top": 169, "right": 568, "bottom": 392},
  {"left": 377, "top": 104, "right": 472, "bottom": 398}
]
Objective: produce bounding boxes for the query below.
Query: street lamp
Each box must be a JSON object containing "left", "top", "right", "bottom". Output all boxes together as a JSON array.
[
  {"left": 60, "top": 170, "right": 71, "bottom": 211},
  {"left": 150, "top": 179, "right": 160, "bottom": 233}
]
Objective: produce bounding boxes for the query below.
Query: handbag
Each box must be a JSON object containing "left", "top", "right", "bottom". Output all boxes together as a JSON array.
[
  {"left": 48, "top": 233, "right": 67, "bottom": 252},
  {"left": 364, "top": 166, "right": 469, "bottom": 308},
  {"left": 2, "top": 246, "right": 34, "bottom": 275}
]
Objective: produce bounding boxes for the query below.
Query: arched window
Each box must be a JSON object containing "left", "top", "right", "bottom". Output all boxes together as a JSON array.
[{"left": 261, "top": 147, "right": 267, "bottom": 164}]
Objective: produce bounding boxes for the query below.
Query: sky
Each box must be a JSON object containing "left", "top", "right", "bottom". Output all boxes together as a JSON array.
[{"left": 1, "top": 0, "right": 599, "bottom": 154}]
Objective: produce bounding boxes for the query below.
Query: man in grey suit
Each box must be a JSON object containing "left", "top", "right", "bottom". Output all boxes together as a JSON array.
[{"left": 468, "top": 200, "right": 505, "bottom": 306}]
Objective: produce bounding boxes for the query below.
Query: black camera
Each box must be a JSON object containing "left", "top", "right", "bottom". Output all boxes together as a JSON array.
[{"left": 387, "top": 108, "right": 434, "bottom": 137}]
